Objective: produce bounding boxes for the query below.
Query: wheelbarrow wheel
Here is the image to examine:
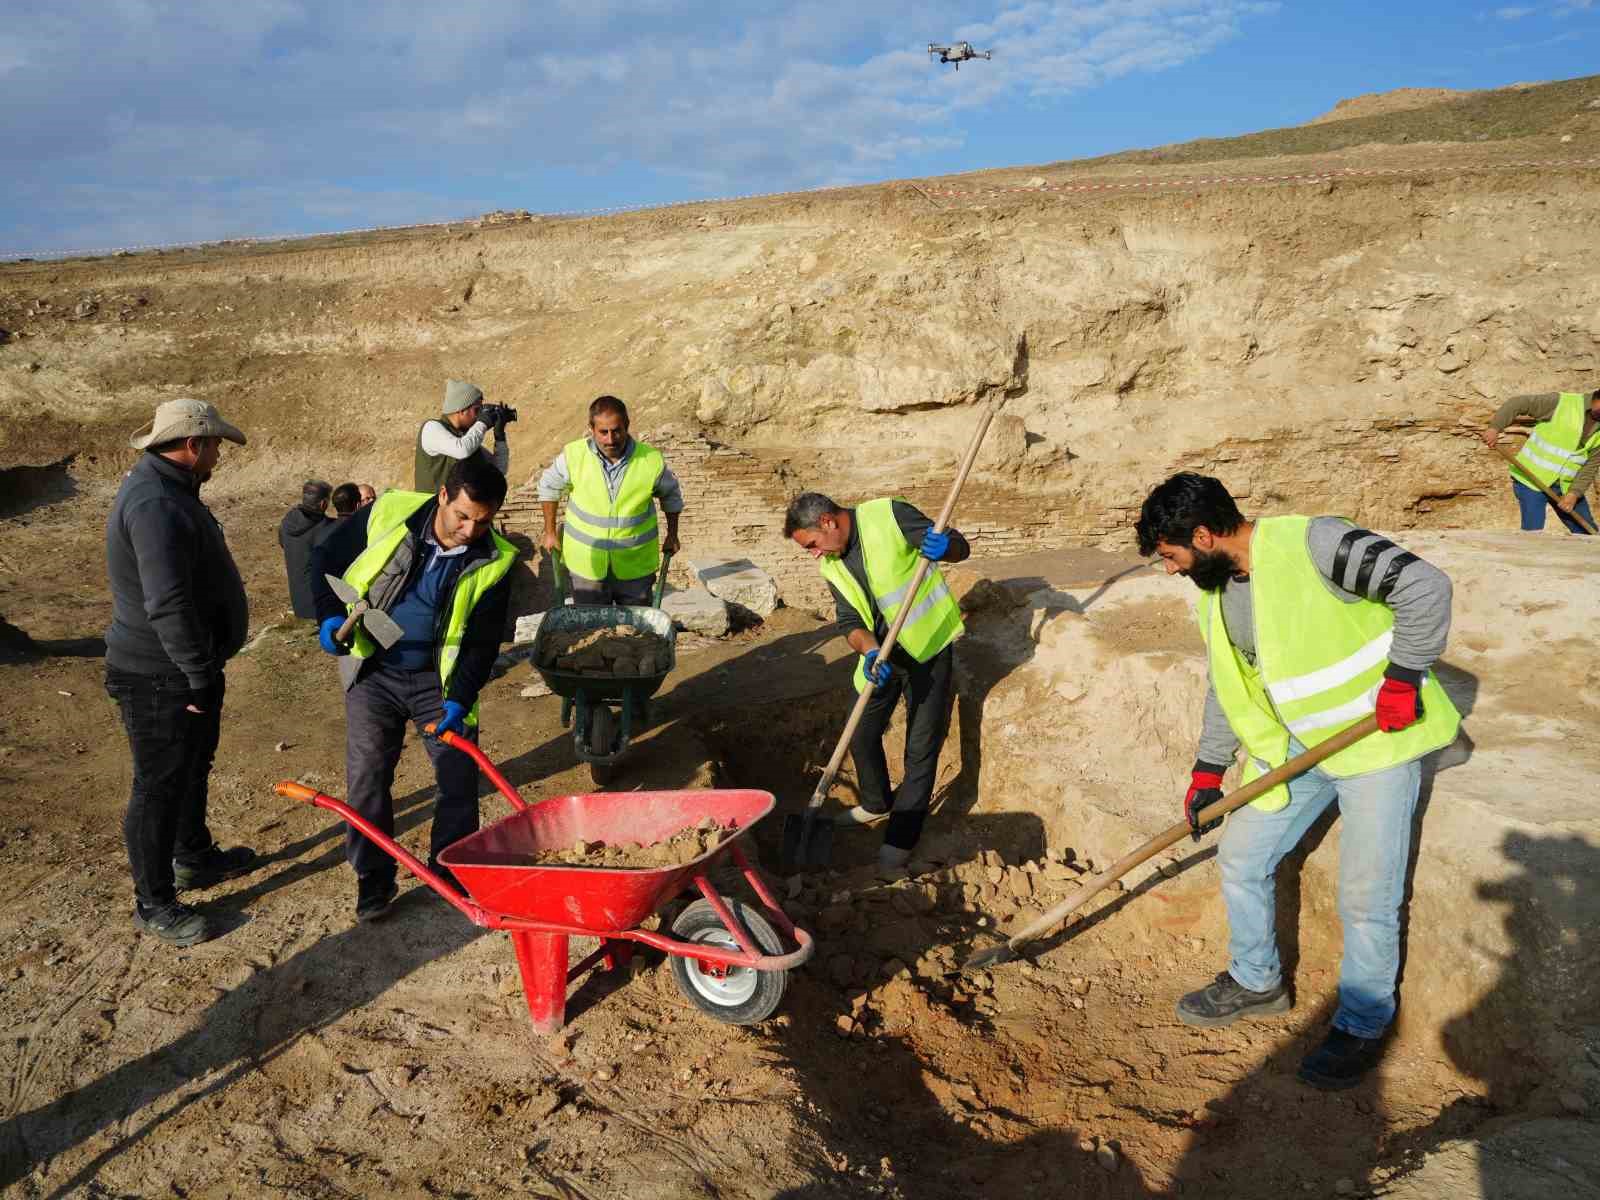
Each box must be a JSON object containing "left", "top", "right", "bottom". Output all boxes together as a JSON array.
[
  {"left": 588, "top": 704, "right": 617, "bottom": 787},
  {"left": 668, "top": 898, "right": 787, "bottom": 1025}
]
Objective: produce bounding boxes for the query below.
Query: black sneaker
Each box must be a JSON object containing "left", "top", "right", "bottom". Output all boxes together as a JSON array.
[
  {"left": 1176, "top": 971, "right": 1291, "bottom": 1028},
  {"left": 356, "top": 872, "right": 398, "bottom": 923},
  {"left": 133, "top": 901, "right": 211, "bottom": 947},
  {"left": 174, "top": 844, "right": 258, "bottom": 891},
  {"left": 426, "top": 859, "right": 465, "bottom": 897},
  {"left": 1298, "top": 1028, "right": 1383, "bottom": 1090}
]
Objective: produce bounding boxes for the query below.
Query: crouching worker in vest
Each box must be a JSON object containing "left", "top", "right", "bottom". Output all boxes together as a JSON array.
[
  {"left": 537, "top": 395, "right": 684, "bottom": 605},
  {"left": 1136, "top": 473, "right": 1460, "bottom": 1090},
  {"left": 1481, "top": 387, "right": 1599, "bottom": 535},
  {"left": 310, "top": 455, "right": 516, "bottom": 922},
  {"left": 784, "top": 493, "right": 968, "bottom": 870}
]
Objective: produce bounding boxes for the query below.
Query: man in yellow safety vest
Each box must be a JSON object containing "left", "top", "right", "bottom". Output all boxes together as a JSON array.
[
  {"left": 310, "top": 454, "right": 516, "bottom": 922},
  {"left": 1136, "top": 473, "right": 1460, "bottom": 1090},
  {"left": 1481, "top": 387, "right": 1599, "bottom": 535},
  {"left": 537, "top": 395, "right": 684, "bottom": 604},
  {"left": 785, "top": 492, "right": 968, "bottom": 869}
]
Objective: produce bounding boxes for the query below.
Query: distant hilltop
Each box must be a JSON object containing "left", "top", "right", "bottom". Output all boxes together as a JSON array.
[{"left": 1307, "top": 81, "right": 1554, "bottom": 126}]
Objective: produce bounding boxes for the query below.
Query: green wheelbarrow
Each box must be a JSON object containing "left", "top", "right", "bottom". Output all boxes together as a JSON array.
[{"left": 533, "top": 550, "right": 677, "bottom": 785}]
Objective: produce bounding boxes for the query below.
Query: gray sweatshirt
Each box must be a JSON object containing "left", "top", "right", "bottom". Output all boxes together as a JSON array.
[
  {"left": 105, "top": 452, "right": 250, "bottom": 690},
  {"left": 1195, "top": 518, "right": 1452, "bottom": 768}
]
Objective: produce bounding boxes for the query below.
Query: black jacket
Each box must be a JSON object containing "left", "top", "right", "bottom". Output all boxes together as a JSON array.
[
  {"left": 310, "top": 499, "right": 510, "bottom": 710},
  {"left": 105, "top": 452, "right": 249, "bottom": 688},
  {"left": 278, "top": 503, "right": 328, "bottom": 618}
]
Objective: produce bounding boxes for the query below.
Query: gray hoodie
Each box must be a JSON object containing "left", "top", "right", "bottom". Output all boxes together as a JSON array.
[{"left": 105, "top": 452, "right": 249, "bottom": 690}]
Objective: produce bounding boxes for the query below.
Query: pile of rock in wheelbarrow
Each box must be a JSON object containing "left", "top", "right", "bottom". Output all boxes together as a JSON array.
[{"left": 538, "top": 625, "right": 672, "bottom": 675}]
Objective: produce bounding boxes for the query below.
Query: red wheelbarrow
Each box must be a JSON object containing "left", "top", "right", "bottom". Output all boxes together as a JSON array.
[{"left": 274, "top": 729, "right": 814, "bottom": 1034}]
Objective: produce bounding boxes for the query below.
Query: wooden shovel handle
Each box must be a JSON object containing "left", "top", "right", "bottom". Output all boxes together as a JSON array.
[
  {"left": 992, "top": 714, "right": 1383, "bottom": 957},
  {"left": 1488, "top": 439, "right": 1598, "bottom": 535},
  {"left": 336, "top": 608, "right": 362, "bottom": 643}
]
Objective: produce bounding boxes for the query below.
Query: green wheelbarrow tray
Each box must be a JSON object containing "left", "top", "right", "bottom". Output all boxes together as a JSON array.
[{"left": 531, "top": 601, "right": 677, "bottom": 766}]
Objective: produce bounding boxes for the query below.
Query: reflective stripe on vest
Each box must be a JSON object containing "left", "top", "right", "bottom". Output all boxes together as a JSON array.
[
  {"left": 1196, "top": 515, "right": 1461, "bottom": 812},
  {"left": 817, "top": 497, "right": 964, "bottom": 693},
  {"left": 560, "top": 438, "right": 663, "bottom": 582},
  {"left": 1511, "top": 393, "right": 1600, "bottom": 490},
  {"left": 339, "top": 490, "right": 516, "bottom": 726}
]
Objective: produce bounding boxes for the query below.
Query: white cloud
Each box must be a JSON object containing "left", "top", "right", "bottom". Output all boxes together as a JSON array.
[
  {"left": 1494, "top": 5, "right": 1536, "bottom": 16},
  {"left": 0, "top": 2, "right": 1279, "bottom": 252}
]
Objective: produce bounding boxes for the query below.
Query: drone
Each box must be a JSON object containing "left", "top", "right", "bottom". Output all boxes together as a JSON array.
[{"left": 928, "top": 41, "right": 992, "bottom": 69}]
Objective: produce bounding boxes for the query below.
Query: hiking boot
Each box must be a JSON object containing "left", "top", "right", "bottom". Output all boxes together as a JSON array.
[
  {"left": 173, "top": 844, "right": 258, "bottom": 891},
  {"left": 133, "top": 901, "right": 212, "bottom": 947},
  {"left": 356, "top": 872, "right": 398, "bottom": 923},
  {"left": 1298, "top": 1028, "right": 1383, "bottom": 1091},
  {"left": 877, "top": 843, "right": 912, "bottom": 871},
  {"left": 426, "top": 859, "right": 465, "bottom": 897},
  {"left": 1176, "top": 971, "right": 1291, "bottom": 1028}
]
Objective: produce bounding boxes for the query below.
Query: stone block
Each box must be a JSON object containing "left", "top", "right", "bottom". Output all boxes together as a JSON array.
[
  {"left": 659, "top": 588, "right": 731, "bottom": 637},
  {"left": 512, "top": 612, "right": 546, "bottom": 646},
  {"left": 689, "top": 555, "right": 780, "bottom": 618}
]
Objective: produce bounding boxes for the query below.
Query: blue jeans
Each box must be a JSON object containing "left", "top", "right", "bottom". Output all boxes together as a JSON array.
[
  {"left": 1217, "top": 737, "right": 1420, "bottom": 1039},
  {"left": 1513, "top": 479, "right": 1594, "bottom": 535}
]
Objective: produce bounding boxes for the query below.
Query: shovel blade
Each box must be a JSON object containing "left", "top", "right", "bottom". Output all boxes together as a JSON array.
[
  {"left": 360, "top": 607, "right": 405, "bottom": 650},
  {"left": 780, "top": 809, "right": 834, "bottom": 872},
  {"left": 961, "top": 940, "right": 1020, "bottom": 974}
]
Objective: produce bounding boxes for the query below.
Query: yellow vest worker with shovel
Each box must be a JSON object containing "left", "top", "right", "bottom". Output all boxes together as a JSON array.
[
  {"left": 1481, "top": 387, "right": 1600, "bottom": 535},
  {"left": 784, "top": 493, "right": 968, "bottom": 869},
  {"left": 1136, "top": 473, "right": 1460, "bottom": 1091}
]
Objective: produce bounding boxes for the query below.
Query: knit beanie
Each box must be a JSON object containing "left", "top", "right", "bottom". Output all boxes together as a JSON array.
[{"left": 443, "top": 379, "right": 483, "bottom": 415}]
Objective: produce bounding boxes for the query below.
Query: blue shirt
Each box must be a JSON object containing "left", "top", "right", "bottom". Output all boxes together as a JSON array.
[{"left": 384, "top": 529, "right": 470, "bottom": 670}]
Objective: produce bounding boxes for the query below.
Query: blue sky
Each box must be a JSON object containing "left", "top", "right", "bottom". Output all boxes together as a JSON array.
[{"left": 0, "top": 1, "right": 1595, "bottom": 256}]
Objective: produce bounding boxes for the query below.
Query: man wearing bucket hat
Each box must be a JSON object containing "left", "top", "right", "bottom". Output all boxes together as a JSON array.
[
  {"left": 414, "top": 379, "right": 512, "bottom": 492},
  {"left": 105, "top": 398, "right": 258, "bottom": 947}
]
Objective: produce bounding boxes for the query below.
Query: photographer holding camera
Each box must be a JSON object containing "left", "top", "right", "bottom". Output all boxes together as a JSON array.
[{"left": 415, "top": 379, "right": 513, "bottom": 491}]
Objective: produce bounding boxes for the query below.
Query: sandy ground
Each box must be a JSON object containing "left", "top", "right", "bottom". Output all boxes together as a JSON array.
[{"left": 4, "top": 488, "right": 1589, "bottom": 1198}]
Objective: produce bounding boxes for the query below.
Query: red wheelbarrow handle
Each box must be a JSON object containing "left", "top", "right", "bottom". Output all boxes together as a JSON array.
[
  {"left": 421, "top": 724, "right": 529, "bottom": 813},
  {"left": 272, "top": 781, "right": 496, "bottom": 925}
]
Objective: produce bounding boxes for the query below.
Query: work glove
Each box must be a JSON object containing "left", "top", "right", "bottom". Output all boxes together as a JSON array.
[
  {"left": 318, "top": 615, "right": 349, "bottom": 656},
  {"left": 920, "top": 528, "right": 950, "bottom": 561},
  {"left": 1184, "top": 763, "right": 1227, "bottom": 842},
  {"left": 862, "top": 649, "right": 893, "bottom": 691},
  {"left": 1375, "top": 667, "right": 1423, "bottom": 732},
  {"left": 435, "top": 700, "right": 469, "bottom": 737}
]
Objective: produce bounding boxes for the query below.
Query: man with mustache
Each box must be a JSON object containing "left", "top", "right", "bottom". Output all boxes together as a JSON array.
[{"left": 1135, "top": 473, "right": 1459, "bottom": 1090}]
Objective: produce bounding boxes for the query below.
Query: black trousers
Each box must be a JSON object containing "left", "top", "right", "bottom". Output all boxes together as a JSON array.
[
  {"left": 343, "top": 662, "right": 480, "bottom": 881},
  {"left": 850, "top": 644, "right": 954, "bottom": 851},
  {"left": 570, "top": 571, "right": 653, "bottom": 606},
  {"left": 105, "top": 668, "right": 224, "bottom": 910}
]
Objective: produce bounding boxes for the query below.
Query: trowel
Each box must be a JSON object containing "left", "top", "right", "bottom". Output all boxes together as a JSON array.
[{"left": 324, "top": 574, "right": 405, "bottom": 649}]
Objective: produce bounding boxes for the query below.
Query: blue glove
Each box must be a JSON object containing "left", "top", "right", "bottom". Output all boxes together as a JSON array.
[
  {"left": 318, "top": 616, "right": 348, "bottom": 656},
  {"left": 435, "top": 700, "right": 469, "bottom": 737},
  {"left": 920, "top": 529, "right": 950, "bottom": 562},
  {"left": 863, "top": 649, "right": 892, "bottom": 690}
]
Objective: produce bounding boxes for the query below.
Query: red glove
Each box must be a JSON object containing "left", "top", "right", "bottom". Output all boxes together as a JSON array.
[
  {"left": 1184, "top": 765, "right": 1227, "bottom": 842},
  {"left": 1375, "top": 671, "right": 1423, "bottom": 732}
]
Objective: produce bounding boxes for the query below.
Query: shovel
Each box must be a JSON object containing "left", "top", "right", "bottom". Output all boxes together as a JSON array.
[
  {"left": 324, "top": 573, "right": 405, "bottom": 649},
  {"left": 962, "top": 714, "right": 1382, "bottom": 973},
  {"left": 1486, "top": 437, "right": 1598, "bottom": 536},
  {"left": 781, "top": 394, "right": 1005, "bottom": 872}
]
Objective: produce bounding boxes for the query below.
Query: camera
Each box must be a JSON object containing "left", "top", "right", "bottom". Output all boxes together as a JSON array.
[{"left": 481, "top": 403, "right": 518, "bottom": 427}]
